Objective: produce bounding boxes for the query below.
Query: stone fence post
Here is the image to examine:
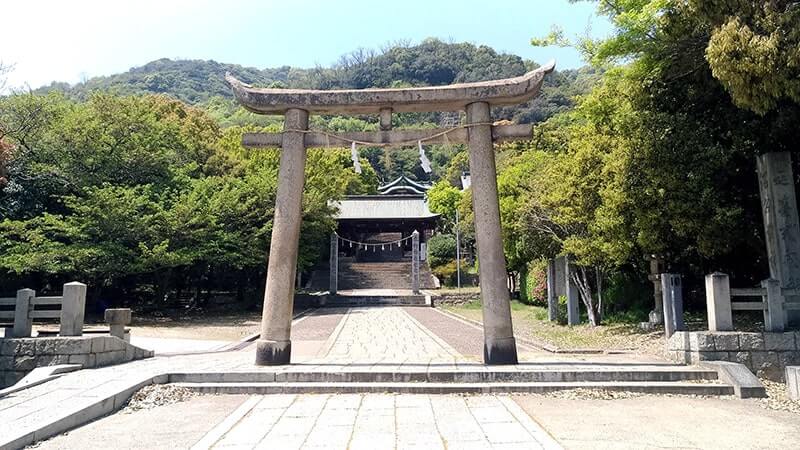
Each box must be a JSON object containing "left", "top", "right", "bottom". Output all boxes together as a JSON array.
[
  {"left": 565, "top": 257, "right": 580, "bottom": 326},
  {"left": 661, "top": 273, "right": 685, "bottom": 337},
  {"left": 705, "top": 272, "right": 733, "bottom": 331},
  {"left": 60, "top": 282, "right": 87, "bottom": 337},
  {"left": 329, "top": 233, "right": 338, "bottom": 295},
  {"left": 546, "top": 259, "right": 557, "bottom": 322},
  {"left": 762, "top": 278, "right": 786, "bottom": 332},
  {"left": 12, "top": 288, "right": 35, "bottom": 338},
  {"left": 105, "top": 308, "right": 132, "bottom": 342},
  {"left": 412, "top": 230, "right": 420, "bottom": 294}
]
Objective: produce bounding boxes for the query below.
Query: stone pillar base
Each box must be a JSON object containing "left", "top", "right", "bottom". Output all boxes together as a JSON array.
[
  {"left": 483, "top": 336, "right": 518, "bottom": 365},
  {"left": 255, "top": 339, "right": 291, "bottom": 365}
]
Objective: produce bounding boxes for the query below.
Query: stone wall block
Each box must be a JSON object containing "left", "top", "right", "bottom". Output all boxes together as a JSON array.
[
  {"left": 125, "top": 345, "right": 135, "bottom": 361},
  {"left": 0, "top": 340, "right": 17, "bottom": 356},
  {"left": 34, "top": 339, "right": 55, "bottom": 355},
  {"left": 777, "top": 352, "right": 800, "bottom": 368},
  {"left": 105, "top": 337, "right": 126, "bottom": 352},
  {"left": 712, "top": 333, "right": 740, "bottom": 351},
  {"left": 733, "top": 352, "right": 752, "bottom": 367},
  {"left": 752, "top": 351, "right": 782, "bottom": 380},
  {"left": 13, "top": 356, "right": 36, "bottom": 371},
  {"left": 0, "top": 356, "right": 14, "bottom": 370},
  {"left": 688, "top": 332, "right": 715, "bottom": 351},
  {"left": 764, "top": 333, "right": 796, "bottom": 351},
  {"left": 59, "top": 338, "right": 93, "bottom": 355},
  {"left": 697, "top": 351, "right": 729, "bottom": 361},
  {"left": 668, "top": 331, "right": 689, "bottom": 351},
  {"left": 51, "top": 354, "right": 70, "bottom": 365},
  {"left": 739, "top": 333, "right": 766, "bottom": 351},
  {"left": 68, "top": 354, "right": 91, "bottom": 366},
  {"left": 95, "top": 350, "right": 125, "bottom": 367},
  {"left": 90, "top": 337, "right": 106, "bottom": 353},
  {"left": 17, "top": 341, "right": 35, "bottom": 356}
]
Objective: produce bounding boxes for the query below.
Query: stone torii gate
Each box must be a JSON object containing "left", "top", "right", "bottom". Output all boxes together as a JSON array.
[{"left": 226, "top": 61, "right": 556, "bottom": 366}]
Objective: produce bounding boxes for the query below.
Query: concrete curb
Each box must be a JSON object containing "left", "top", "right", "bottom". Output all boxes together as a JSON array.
[
  {"left": 700, "top": 361, "right": 767, "bottom": 398},
  {"left": 0, "top": 364, "right": 81, "bottom": 398}
]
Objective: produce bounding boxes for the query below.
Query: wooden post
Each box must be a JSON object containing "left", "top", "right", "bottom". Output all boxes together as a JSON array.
[
  {"left": 256, "top": 108, "right": 309, "bottom": 365},
  {"left": 762, "top": 278, "right": 786, "bottom": 332},
  {"left": 60, "top": 282, "right": 87, "bottom": 336},
  {"left": 12, "top": 288, "right": 35, "bottom": 338},
  {"left": 705, "top": 272, "right": 733, "bottom": 331}
]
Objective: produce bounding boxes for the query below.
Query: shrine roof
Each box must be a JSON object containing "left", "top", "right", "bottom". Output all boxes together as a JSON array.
[
  {"left": 378, "top": 175, "right": 431, "bottom": 195},
  {"left": 225, "top": 61, "right": 555, "bottom": 115},
  {"left": 333, "top": 195, "right": 440, "bottom": 221}
]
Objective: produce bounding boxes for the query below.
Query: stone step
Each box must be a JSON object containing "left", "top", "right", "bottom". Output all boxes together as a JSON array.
[
  {"left": 173, "top": 381, "right": 734, "bottom": 396},
  {"left": 169, "top": 368, "right": 720, "bottom": 384},
  {"left": 325, "top": 295, "right": 429, "bottom": 306}
]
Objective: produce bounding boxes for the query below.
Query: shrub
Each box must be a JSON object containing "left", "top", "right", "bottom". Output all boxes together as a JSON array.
[
  {"left": 520, "top": 260, "right": 547, "bottom": 305},
  {"left": 427, "top": 233, "right": 456, "bottom": 268}
]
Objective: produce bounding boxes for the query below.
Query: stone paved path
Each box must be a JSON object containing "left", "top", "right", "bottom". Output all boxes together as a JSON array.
[
  {"left": 194, "top": 393, "right": 558, "bottom": 450},
  {"left": 1, "top": 306, "right": 682, "bottom": 449},
  {"left": 323, "top": 307, "right": 460, "bottom": 363}
]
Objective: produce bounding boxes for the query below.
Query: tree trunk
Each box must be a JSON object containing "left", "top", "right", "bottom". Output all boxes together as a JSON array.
[
  {"left": 571, "top": 267, "right": 600, "bottom": 326},
  {"left": 595, "top": 266, "right": 603, "bottom": 322}
]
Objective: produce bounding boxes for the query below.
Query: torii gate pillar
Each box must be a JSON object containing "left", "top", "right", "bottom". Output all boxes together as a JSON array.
[
  {"left": 256, "top": 108, "right": 309, "bottom": 365},
  {"left": 467, "top": 101, "right": 518, "bottom": 364}
]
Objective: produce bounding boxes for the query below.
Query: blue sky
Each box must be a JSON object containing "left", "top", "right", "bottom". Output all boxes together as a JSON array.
[{"left": 2, "top": 0, "right": 611, "bottom": 90}]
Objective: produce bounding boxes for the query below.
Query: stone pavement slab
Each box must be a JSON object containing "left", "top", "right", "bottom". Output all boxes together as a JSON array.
[{"left": 192, "top": 394, "right": 560, "bottom": 450}]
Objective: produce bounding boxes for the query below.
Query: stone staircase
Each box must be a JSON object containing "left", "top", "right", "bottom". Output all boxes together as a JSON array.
[
  {"left": 168, "top": 366, "right": 736, "bottom": 396},
  {"left": 338, "top": 258, "right": 437, "bottom": 290}
]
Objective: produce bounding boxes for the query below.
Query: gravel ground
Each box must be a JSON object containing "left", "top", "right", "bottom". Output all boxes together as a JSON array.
[
  {"left": 123, "top": 384, "right": 196, "bottom": 412},
  {"left": 759, "top": 378, "right": 800, "bottom": 415}
]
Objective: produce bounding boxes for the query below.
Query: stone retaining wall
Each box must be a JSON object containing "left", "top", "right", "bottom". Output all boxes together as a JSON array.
[
  {"left": 668, "top": 331, "right": 800, "bottom": 380},
  {"left": 433, "top": 293, "right": 481, "bottom": 306},
  {"left": 0, "top": 336, "right": 154, "bottom": 388}
]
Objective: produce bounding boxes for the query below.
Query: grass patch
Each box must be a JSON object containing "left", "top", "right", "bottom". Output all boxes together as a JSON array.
[{"left": 442, "top": 300, "right": 664, "bottom": 354}]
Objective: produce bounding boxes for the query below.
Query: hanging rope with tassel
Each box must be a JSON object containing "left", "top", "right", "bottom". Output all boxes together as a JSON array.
[
  {"left": 418, "top": 140, "right": 432, "bottom": 174},
  {"left": 350, "top": 141, "right": 362, "bottom": 174}
]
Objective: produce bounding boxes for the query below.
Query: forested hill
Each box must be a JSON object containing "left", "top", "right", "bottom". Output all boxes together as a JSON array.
[{"left": 35, "top": 39, "right": 601, "bottom": 125}]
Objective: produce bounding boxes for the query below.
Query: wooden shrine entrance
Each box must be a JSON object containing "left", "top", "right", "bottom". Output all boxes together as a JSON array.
[{"left": 226, "top": 61, "right": 556, "bottom": 365}]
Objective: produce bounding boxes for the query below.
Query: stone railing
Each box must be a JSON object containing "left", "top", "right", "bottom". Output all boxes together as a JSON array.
[
  {"left": 0, "top": 282, "right": 87, "bottom": 338},
  {"left": 705, "top": 272, "right": 799, "bottom": 332}
]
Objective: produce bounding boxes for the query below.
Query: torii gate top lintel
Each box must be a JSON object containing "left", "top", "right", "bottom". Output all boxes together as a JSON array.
[{"left": 225, "top": 60, "right": 555, "bottom": 116}]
